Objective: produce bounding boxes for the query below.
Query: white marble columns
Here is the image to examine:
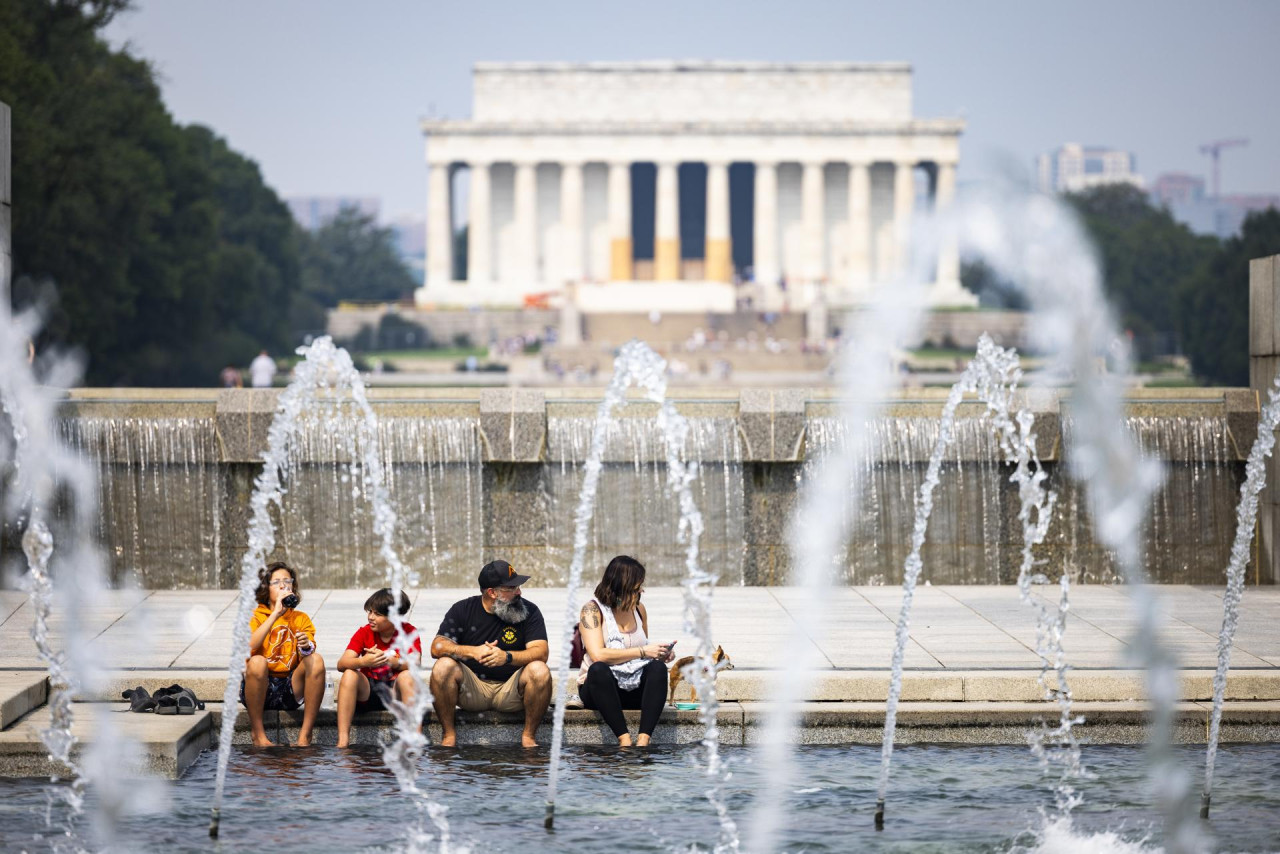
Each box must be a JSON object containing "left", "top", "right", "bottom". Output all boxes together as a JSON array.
[
  {"left": 608, "top": 162, "right": 632, "bottom": 281},
  {"left": 559, "top": 161, "right": 584, "bottom": 283},
  {"left": 892, "top": 160, "right": 916, "bottom": 275},
  {"left": 933, "top": 161, "right": 959, "bottom": 288},
  {"left": 467, "top": 162, "right": 491, "bottom": 285},
  {"left": 654, "top": 161, "right": 681, "bottom": 281},
  {"left": 801, "top": 161, "right": 826, "bottom": 281},
  {"left": 847, "top": 162, "right": 871, "bottom": 288},
  {"left": 753, "top": 161, "right": 779, "bottom": 288},
  {"left": 426, "top": 162, "right": 453, "bottom": 288},
  {"left": 432, "top": 153, "right": 971, "bottom": 306},
  {"left": 511, "top": 162, "right": 538, "bottom": 284},
  {"left": 705, "top": 161, "right": 731, "bottom": 283}
]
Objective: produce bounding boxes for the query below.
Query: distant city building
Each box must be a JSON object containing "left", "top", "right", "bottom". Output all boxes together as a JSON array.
[
  {"left": 1150, "top": 172, "right": 1279, "bottom": 239},
  {"left": 285, "top": 195, "right": 380, "bottom": 231},
  {"left": 1151, "top": 172, "right": 1205, "bottom": 207},
  {"left": 1037, "top": 143, "right": 1143, "bottom": 194}
]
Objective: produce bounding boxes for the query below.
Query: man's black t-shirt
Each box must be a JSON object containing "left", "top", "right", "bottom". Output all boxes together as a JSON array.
[{"left": 435, "top": 595, "right": 548, "bottom": 682}]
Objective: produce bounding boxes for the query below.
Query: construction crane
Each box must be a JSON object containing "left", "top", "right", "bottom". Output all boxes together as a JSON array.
[{"left": 1200, "top": 138, "right": 1249, "bottom": 198}]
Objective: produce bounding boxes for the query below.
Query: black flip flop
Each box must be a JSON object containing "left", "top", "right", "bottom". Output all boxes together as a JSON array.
[
  {"left": 156, "top": 694, "right": 178, "bottom": 715},
  {"left": 122, "top": 686, "right": 156, "bottom": 713}
]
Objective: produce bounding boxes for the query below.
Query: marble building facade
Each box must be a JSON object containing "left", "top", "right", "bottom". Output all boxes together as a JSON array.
[{"left": 417, "top": 61, "right": 972, "bottom": 311}]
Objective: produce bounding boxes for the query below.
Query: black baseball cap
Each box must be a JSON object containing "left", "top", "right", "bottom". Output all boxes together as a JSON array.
[{"left": 478, "top": 559, "right": 530, "bottom": 590}]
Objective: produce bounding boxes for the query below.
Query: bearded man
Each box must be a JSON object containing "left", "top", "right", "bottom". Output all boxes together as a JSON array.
[{"left": 429, "top": 559, "right": 552, "bottom": 746}]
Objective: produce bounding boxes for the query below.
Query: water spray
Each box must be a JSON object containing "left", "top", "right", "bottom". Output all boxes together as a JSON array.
[{"left": 1201, "top": 371, "right": 1280, "bottom": 820}]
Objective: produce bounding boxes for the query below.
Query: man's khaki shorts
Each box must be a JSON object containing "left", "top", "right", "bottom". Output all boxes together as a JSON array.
[{"left": 456, "top": 665, "right": 525, "bottom": 713}]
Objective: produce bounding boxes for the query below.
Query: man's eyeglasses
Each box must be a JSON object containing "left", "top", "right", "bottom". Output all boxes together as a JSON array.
[{"left": 270, "top": 579, "right": 294, "bottom": 588}]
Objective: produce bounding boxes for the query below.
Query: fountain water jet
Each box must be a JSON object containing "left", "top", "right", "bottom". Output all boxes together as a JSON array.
[
  {"left": 1200, "top": 370, "right": 1280, "bottom": 820},
  {"left": 874, "top": 334, "right": 1074, "bottom": 828},
  {"left": 1, "top": 304, "right": 147, "bottom": 847},
  {"left": 208, "top": 337, "right": 451, "bottom": 850},
  {"left": 746, "top": 275, "right": 931, "bottom": 853},
  {"left": 543, "top": 339, "right": 735, "bottom": 848},
  {"left": 957, "top": 185, "right": 1202, "bottom": 852}
]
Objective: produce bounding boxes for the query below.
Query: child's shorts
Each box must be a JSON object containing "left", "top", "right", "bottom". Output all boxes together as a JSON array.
[
  {"left": 239, "top": 673, "right": 301, "bottom": 711},
  {"left": 355, "top": 679, "right": 393, "bottom": 713}
]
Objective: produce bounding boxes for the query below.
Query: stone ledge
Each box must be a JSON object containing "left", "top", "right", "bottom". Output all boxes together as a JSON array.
[
  {"left": 71, "top": 668, "right": 1280, "bottom": 706},
  {"left": 0, "top": 673, "right": 47, "bottom": 729},
  {"left": 738, "top": 388, "right": 807, "bottom": 461},
  {"left": 479, "top": 388, "right": 546, "bottom": 462},
  {"left": 6, "top": 699, "right": 1280, "bottom": 778},
  {"left": 0, "top": 704, "right": 213, "bottom": 779}
]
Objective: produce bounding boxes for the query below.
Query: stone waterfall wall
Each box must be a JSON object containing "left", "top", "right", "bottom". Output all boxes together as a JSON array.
[{"left": 0, "top": 386, "right": 1260, "bottom": 591}]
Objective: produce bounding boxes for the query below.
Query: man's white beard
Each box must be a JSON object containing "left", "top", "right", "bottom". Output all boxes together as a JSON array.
[{"left": 493, "top": 595, "right": 528, "bottom": 624}]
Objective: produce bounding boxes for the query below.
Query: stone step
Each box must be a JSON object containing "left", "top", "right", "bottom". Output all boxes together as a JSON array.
[
  {"left": 4, "top": 699, "right": 1279, "bottom": 779},
  {"left": 0, "top": 672, "right": 47, "bottom": 729},
  {"left": 69, "top": 668, "right": 1280, "bottom": 706},
  {"left": 0, "top": 702, "right": 212, "bottom": 779}
]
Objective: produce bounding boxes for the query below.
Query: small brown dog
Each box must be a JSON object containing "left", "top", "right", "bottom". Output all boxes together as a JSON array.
[{"left": 668, "top": 645, "right": 734, "bottom": 705}]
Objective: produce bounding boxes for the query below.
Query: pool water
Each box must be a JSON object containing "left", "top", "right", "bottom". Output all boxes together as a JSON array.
[{"left": 2, "top": 744, "right": 1279, "bottom": 853}]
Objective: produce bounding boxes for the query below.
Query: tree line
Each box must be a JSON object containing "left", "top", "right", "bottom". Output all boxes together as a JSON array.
[
  {"left": 1, "top": 0, "right": 414, "bottom": 386},
  {"left": 964, "top": 184, "right": 1279, "bottom": 386}
]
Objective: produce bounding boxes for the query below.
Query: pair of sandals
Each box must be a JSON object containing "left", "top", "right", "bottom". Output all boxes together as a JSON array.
[{"left": 121, "top": 684, "right": 205, "bottom": 715}]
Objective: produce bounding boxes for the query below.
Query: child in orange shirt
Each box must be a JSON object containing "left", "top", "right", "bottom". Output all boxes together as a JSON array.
[
  {"left": 334, "top": 588, "right": 423, "bottom": 748},
  {"left": 242, "top": 561, "right": 326, "bottom": 747}
]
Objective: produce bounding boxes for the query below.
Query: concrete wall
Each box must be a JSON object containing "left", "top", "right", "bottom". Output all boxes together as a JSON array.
[
  {"left": 4, "top": 387, "right": 1258, "bottom": 591},
  {"left": 1, "top": 101, "right": 10, "bottom": 307},
  {"left": 471, "top": 62, "right": 913, "bottom": 125},
  {"left": 1250, "top": 255, "right": 1280, "bottom": 586}
]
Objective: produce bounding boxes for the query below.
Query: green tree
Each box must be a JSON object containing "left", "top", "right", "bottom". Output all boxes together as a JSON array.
[
  {"left": 1179, "top": 208, "right": 1280, "bottom": 385},
  {"left": 298, "top": 208, "right": 416, "bottom": 308},
  {"left": 1064, "top": 184, "right": 1217, "bottom": 356},
  {"left": 1, "top": 0, "right": 302, "bottom": 384}
]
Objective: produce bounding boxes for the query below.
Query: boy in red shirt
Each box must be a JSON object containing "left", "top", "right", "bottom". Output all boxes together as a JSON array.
[{"left": 335, "top": 588, "right": 423, "bottom": 748}]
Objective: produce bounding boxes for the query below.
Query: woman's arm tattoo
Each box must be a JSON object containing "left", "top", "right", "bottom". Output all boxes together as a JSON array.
[{"left": 582, "top": 601, "right": 601, "bottom": 629}]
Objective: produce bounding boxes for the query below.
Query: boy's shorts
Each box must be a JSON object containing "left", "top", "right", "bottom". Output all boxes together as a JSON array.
[
  {"left": 456, "top": 665, "right": 525, "bottom": 713},
  {"left": 355, "top": 678, "right": 393, "bottom": 713},
  {"left": 239, "top": 674, "right": 301, "bottom": 711}
]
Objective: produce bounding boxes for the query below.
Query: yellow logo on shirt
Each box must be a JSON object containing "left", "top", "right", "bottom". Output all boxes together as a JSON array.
[{"left": 501, "top": 627, "right": 517, "bottom": 645}]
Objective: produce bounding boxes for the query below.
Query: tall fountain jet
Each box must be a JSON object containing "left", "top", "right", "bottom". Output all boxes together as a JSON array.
[
  {"left": 1201, "top": 371, "right": 1280, "bottom": 819},
  {"left": 544, "top": 340, "right": 736, "bottom": 850},
  {"left": 208, "top": 337, "right": 451, "bottom": 848},
  {"left": 956, "top": 185, "right": 1204, "bottom": 852},
  {"left": 874, "top": 334, "right": 1078, "bottom": 828},
  {"left": 1, "top": 303, "right": 151, "bottom": 847}
]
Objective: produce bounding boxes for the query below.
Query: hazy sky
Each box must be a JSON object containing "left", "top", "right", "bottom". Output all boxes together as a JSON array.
[{"left": 105, "top": 1, "right": 1280, "bottom": 221}]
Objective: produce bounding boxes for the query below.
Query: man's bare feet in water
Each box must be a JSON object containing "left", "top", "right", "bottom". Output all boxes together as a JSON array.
[
  {"left": 439, "top": 732, "right": 457, "bottom": 747},
  {"left": 251, "top": 735, "right": 275, "bottom": 748},
  {"left": 521, "top": 732, "right": 538, "bottom": 748},
  {"left": 295, "top": 735, "right": 312, "bottom": 747}
]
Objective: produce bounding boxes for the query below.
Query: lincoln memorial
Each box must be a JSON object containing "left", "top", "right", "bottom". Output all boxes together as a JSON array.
[{"left": 416, "top": 61, "right": 973, "bottom": 312}]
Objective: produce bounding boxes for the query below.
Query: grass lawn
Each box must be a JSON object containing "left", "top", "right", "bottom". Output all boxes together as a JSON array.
[
  {"left": 360, "top": 347, "right": 488, "bottom": 361},
  {"left": 909, "top": 347, "right": 977, "bottom": 361}
]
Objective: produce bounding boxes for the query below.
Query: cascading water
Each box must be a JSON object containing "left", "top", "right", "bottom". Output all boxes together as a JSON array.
[
  {"left": 543, "top": 339, "right": 735, "bottom": 849},
  {"left": 874, "top": 334, "right": 1072, "bottom": 828},
  {"left": 1, "top": 305, "right": 147, "bottom": 848},
  {"left": 208, "top": 337, "right": 451, "bottom": 851},
  {"left": 1201, "top": 371, "right": 1280, "bottom": 819},
  {"left": 544, "top": 414, "right": 745, "bottom": 585},
  {"left": 958, "top": 185, "right": 1200, "bottom": 852}
]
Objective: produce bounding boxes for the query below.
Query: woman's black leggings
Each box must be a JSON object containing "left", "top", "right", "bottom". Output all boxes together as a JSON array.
[{"left": 578, "top": 660, "right": 668, "bottom": 738}]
